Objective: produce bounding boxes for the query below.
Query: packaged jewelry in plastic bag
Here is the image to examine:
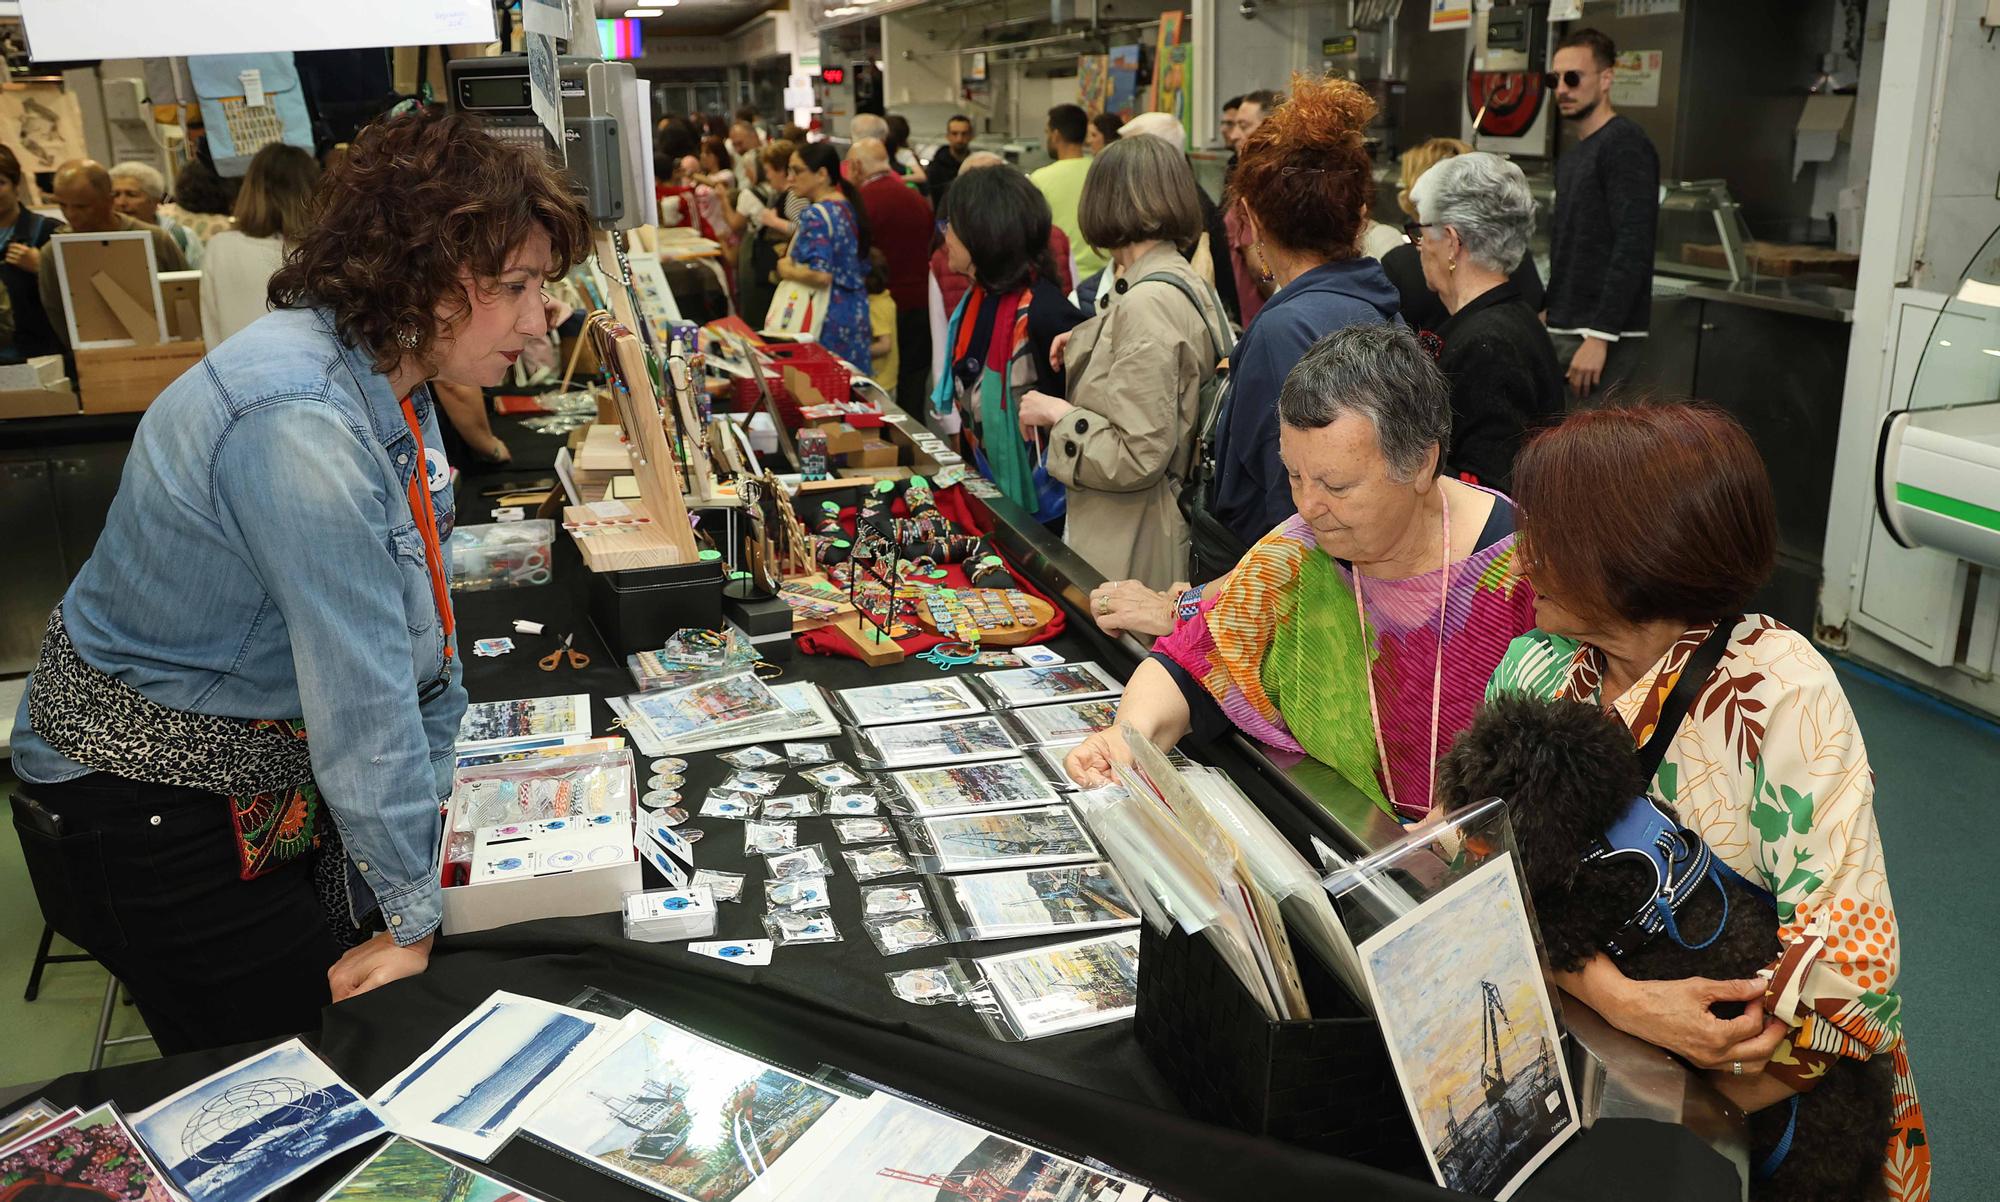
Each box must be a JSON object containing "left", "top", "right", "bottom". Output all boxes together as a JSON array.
[
  {"left": 784, "top": 741, "right": 836, "bottom": 765},
  {"left": 719, "top": 745, "right": 786, "bottom": 769},
  {"left": 743, "top": 819, "right": 799, "bottom": 854},
  {"left": 861, "top": 882, "right": 929, "bottom": 915},
  {"left": 886, "top": 965, "right": 958, "bottom": 1004},
  {"left": 765, "top": 876, "right": 835, "bottom": 911},
  {"left": 765, "top": 844, "right": 832, "bottom": 881},
  {"left": 720, "top": 770, "right": 784, "bottom": 795},
  {"left": 765, "top": 908, "right": 841, "bottom": 945},
  {"left": 866, "top": 913, "right": 946, "bottom": 956},
  {"left": 832, "top": 816, "right": 896, "bottom": 844},
  {"left": 800, "top": 762, "right": 867, "bottom": 790},
  {"left": 701, "top": 792, "right": 757, "bottom": 820},
  {"left": 842, "top": 845, "right": 916, "bottom": 881},
  {"left": 690, "top": 868, "right": 745, "bottom": 903},
  {"left": 824, "top": 789, "right": 884, "bottom": 816},
  {"left": 759, "top": 793, "right": 820, "bottom": 819}
]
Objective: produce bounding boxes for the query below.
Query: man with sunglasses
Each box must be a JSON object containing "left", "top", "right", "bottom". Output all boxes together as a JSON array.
[{"left": 1544, "top": 27, "right": 1658, "bottom": 402}]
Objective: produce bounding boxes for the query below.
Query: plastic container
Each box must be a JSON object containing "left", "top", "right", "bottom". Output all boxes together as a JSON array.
[{"left": 449, "top": 520, "right": 556, "bottom": 591}]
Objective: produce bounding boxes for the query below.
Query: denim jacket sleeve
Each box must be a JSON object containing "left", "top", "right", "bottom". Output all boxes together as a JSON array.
[{"left": 211, "top": 397, "right": 446, "bottom": 944}]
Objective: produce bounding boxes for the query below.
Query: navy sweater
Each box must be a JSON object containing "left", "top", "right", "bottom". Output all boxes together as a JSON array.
[
  {"left": 1209, "top": 258, "right": 1403, "bottom": 548},
  {"left": 1547, "top": 115, "right": 1660, "bottom": 338}
]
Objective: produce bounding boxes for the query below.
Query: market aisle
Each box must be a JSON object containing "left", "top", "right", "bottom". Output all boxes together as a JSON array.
[
  {"left": 0, "top": 770, "right": 160, "bottom": 1087},
  {"left": 1834, "top": 661, "right": 1991, "bottom": 1202}
]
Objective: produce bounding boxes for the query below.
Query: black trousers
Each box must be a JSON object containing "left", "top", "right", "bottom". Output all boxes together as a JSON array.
[
  {"left": 894, "top": 306, "right": 931, "bottom": 419},
  {"left": 13, "top": 773, "right": 343, "bottom": 1056}
]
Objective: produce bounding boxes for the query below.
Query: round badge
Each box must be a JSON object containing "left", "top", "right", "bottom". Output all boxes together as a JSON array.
[
  {"left": 423, "top": 445, "right": 452, "bottom": 493},
  {"left": 650, "top": 757, "right": 689, "bottom": 774},
  {"left": 649, "top": 773, "right": 685, "bottom": 791},
  {"left": 656, "top": 805, "right": 690, "bottom": 826},
  {"left": 641, "top": 789, "right": 682, "bottom": 809},
  {"left": 680, "top": 828, "right": 705, "bottom": 844}
]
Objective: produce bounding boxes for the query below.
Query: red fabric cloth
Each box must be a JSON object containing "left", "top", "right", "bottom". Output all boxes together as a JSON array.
[
  {"left": 858, "top": 173, "right": 935, "bottom": 310},
  {"left": 794, "top": 483, "right": 1069, "bottom": 660}
]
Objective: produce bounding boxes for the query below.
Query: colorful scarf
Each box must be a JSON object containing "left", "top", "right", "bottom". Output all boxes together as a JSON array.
[
  {"left": 932, "top": 284, "right": 1046, "bottom": 517},
  {"left": 1154, "top": 511, "right": 1536, "bottom": 817}
]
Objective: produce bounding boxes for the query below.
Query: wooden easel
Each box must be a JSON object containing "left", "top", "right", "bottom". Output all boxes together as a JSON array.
[{"left": 564, "top": 231, "right": 701, "bottom": 570}]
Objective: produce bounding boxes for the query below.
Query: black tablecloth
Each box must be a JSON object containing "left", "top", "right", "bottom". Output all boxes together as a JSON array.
[{"left": 24, "top": 417, "right": 1739, "bottom": 1202}]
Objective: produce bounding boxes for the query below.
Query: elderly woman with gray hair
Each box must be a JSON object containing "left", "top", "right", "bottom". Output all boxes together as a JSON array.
[
  {"left": 109, "top": 160, "right": 202, "bottom": 267},
  {"left": 1408, "top": 151, "right": 1562, "bottom": 489},
  {"left": 1067, "top": 324, "right": 1537, "bottom": 819}
]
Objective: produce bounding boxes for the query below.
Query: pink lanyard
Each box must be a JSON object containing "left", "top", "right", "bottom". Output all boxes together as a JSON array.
[{"left": 1354, "top": 487, "right": 1450, "bottom": 817}]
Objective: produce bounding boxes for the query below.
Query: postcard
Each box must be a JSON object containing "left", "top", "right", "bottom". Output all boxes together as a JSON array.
[
  {"left": 627, "top": 672, "right": 788, "bottom": 741},
  {"left": 948, "top": 863, "right": 1141, "bottom": 940},
  {"left": 312, "top": 1136, "right": 545, "bottom": 1202},
  {"left": 973, "top": 662, "right": 1123, "bottom": 709},
  {"left": 1, "top": 1104, "right": 174, "bottom": 1202},
  {"left": 913, "top": 805, "right": 1100, "bottom": 873},
  {"left": 855, "top": 715, "right": 1019, "bottom": 770},
  {"left": 610, "top": 683, "right": 842, "bottom": 757},
  {"left": 1359, "top": 853, "right": 1578, "bottom": 1200},
  {"left": 0, "top": 1098, "right": 65, "bottom": 1154},
  {"left": 834, "top": 678, "right": 985, "bottom": 727},
  {"left": 744, "top": 1091, "right": 1155, "bottom": 1202},
  {"left": 370, "top": 992, "right": 618, "bottom": 1160},
  {"left": 520, "top": 1013, "right": 849, "bottom": 1202},
  {"left": 889, "top": 760, "right": 1061, "bottom": 816},
  {"left": 133, "top": 1039, "right": 384, "bottom": 1202},
  {"left": 1006, "top": 699, "right": 1121, "bottom": 746},
  {"left": 978, "top": 930, "right": 1143, "bottom": 1039},
  {"left": 457, "top": 694, "right": 592, "bottom": 751}
]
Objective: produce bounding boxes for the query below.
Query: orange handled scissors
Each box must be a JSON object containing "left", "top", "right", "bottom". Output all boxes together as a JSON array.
[{"left": 539, "top": 633, "right": 591, "bottom": 672}]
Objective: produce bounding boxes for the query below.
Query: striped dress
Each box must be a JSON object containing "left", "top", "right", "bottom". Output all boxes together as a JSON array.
[{"left": 1152, "top": 494, "right": 1536, "bottom": 818}]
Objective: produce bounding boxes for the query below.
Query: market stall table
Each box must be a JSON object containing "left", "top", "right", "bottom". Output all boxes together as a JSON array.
[{"left": 8, "top": 416, "right": 1740, "bottom": 1202}]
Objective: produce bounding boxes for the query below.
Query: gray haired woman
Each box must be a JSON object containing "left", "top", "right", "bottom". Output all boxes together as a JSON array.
[
  {"left": 1409, "top": 151, "right": 1562, "bottom": 490},
  {"left": 1067, "top": 323, "right": 1539, "bottom": 817}
]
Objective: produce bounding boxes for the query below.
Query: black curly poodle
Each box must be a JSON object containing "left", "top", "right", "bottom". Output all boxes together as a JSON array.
[{"left": 1435, "top": 693, "right": 1893, "bottom": 1202}]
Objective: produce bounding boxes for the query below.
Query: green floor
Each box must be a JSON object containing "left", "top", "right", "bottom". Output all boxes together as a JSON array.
[{"left": 0, "top": 663, "right": 1985, "bottom": 1194}]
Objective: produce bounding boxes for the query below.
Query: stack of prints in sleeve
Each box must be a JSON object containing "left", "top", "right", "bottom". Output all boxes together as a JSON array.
[{"left": 622, "top": 885, "right": 719, "bottom": 941}]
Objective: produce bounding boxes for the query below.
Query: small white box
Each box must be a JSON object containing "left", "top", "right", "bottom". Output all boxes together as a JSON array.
[{"left": 440, "top": 795, "right": 641, "bottom": 936}]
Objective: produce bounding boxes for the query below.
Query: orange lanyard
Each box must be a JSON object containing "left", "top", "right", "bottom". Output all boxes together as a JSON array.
[{"left": 399, "top": 395, "right": 456, "bottom": 678}]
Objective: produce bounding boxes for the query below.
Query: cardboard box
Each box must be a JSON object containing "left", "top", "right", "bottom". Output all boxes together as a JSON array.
[
  {"left": 850, "top": 438, "right": 898, "bottom": 468},
  {"left": 439, "top": 791, "right": 643, "bottom": 936},
  {"left": 0, "top": 381, "right": 80, "bottom": 420},
  {"left": 76, "top": 340, "right": 204, "bottom": 413}
]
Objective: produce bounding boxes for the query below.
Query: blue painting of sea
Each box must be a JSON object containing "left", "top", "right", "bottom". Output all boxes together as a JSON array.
[{"left": 134, "top": 1039, "right": 386, "bottom": 1202}]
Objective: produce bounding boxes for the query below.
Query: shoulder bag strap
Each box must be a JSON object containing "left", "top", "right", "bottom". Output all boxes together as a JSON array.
[
  {"left": 1130, "top": 270, "right": 1235, "bottom": 361},
  {"left": 1634, "top": 617, "right": 1740, "bottom": 783}
]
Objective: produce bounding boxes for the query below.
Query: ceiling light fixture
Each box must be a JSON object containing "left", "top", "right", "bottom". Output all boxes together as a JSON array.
[{"left": 625, "top": 7, "right": 665, "bottom": 15}]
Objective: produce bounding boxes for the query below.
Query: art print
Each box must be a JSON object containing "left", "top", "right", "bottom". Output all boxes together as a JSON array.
[
  {"left": 744, "top": 1093, "right": 1152, "bottom": 1201},
  {"left": 368, "top": 994, "right": 616, "bottom": 1160},
  {"left": 521, "top": 1015, "right": 846, "bottom": 1202},
  {"left": 1359, "top": 853, "right": 1578, "bottom": 1200},
  {"left": 857, "top": 716, "right": 1018, "bottom": 770},
  {"left": 313, "top": 1136, "right": 545, "bottom": 1202},
  {"left": 975, "top": 662, "right": 1122, "bottom": 708},
  {"left": 835, "top": 678, "right": 984, "bottom": 727},
  {"left": 890, "top": 760, "right": 1060, "bottom": 816},
  {"left": 133, "top": 1039, "right": 385, "bottom": 1202},
  {"left": 457, "top": 694, "right": 591, "bottom": 750},
  {"left": 0, "top": 1105, "right": 173, "bottom": 1202},
  {"left": 950, "top": 863, "right": 1141, "bottom": 939},
  {"left": 628, "top": 672, "right": 787, "bottom": 740},
  {"left": 1008, "top": 699, "right": 1120, "bottom": 747},
  {"left": 979, "top": 930, "right": 1142, "bottom": 1039},
  {"left": 915, "top": 805, "right": 1099, "bottom": 872},
  {"left": 0, "top": 86, "right": 86, "bottom": 173}
]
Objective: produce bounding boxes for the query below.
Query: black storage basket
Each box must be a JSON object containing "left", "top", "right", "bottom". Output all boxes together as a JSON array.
[{"left": 1134, "top": 918, "right": 1423, "bottom": 1170}]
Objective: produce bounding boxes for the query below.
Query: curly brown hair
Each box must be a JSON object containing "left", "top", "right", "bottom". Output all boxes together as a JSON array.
[
  {"left": 1226, "top": 74, "right": 1377, "bottom": 261},
  {"left": 268, "top": 107, "right": 590, "bottom": 374}
]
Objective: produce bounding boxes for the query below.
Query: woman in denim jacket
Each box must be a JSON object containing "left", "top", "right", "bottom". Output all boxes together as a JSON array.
[{"left": 8, "top": 109, "right": 589, "bottom": 1054}]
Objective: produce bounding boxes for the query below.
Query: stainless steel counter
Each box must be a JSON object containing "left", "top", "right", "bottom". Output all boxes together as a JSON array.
[{"left": 1679, "top": 275, "right": 1856, "bottom": 324}]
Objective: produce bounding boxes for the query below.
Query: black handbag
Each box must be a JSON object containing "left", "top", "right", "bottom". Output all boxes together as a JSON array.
[{"left": 1124, "top": 271, "right": 1245, "bottom": 584}]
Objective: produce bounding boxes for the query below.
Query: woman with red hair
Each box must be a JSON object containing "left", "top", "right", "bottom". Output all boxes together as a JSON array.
[{"left": 1490, "top": 402, "right": 1929, "bottom": 1200}]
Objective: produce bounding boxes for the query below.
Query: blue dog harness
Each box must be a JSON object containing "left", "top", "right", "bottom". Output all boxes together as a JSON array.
[{"left": 1586, "top": 795, "right": 1776, "bottom": 960}]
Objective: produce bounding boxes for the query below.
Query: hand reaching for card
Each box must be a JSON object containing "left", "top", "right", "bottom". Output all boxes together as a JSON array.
[{"left": 1064, "top": 727, "right": 1135, "bottom": 788}]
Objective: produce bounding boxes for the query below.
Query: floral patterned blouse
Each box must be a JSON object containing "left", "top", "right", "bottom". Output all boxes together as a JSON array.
[{"left": 1489, "top": 616, "right": 1930, "bottom": 1200}]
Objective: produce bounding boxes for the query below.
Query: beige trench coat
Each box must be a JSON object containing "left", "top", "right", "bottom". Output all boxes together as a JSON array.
[{"left": 1046, "top": 245, "right": 1224, "bottom": 590}]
